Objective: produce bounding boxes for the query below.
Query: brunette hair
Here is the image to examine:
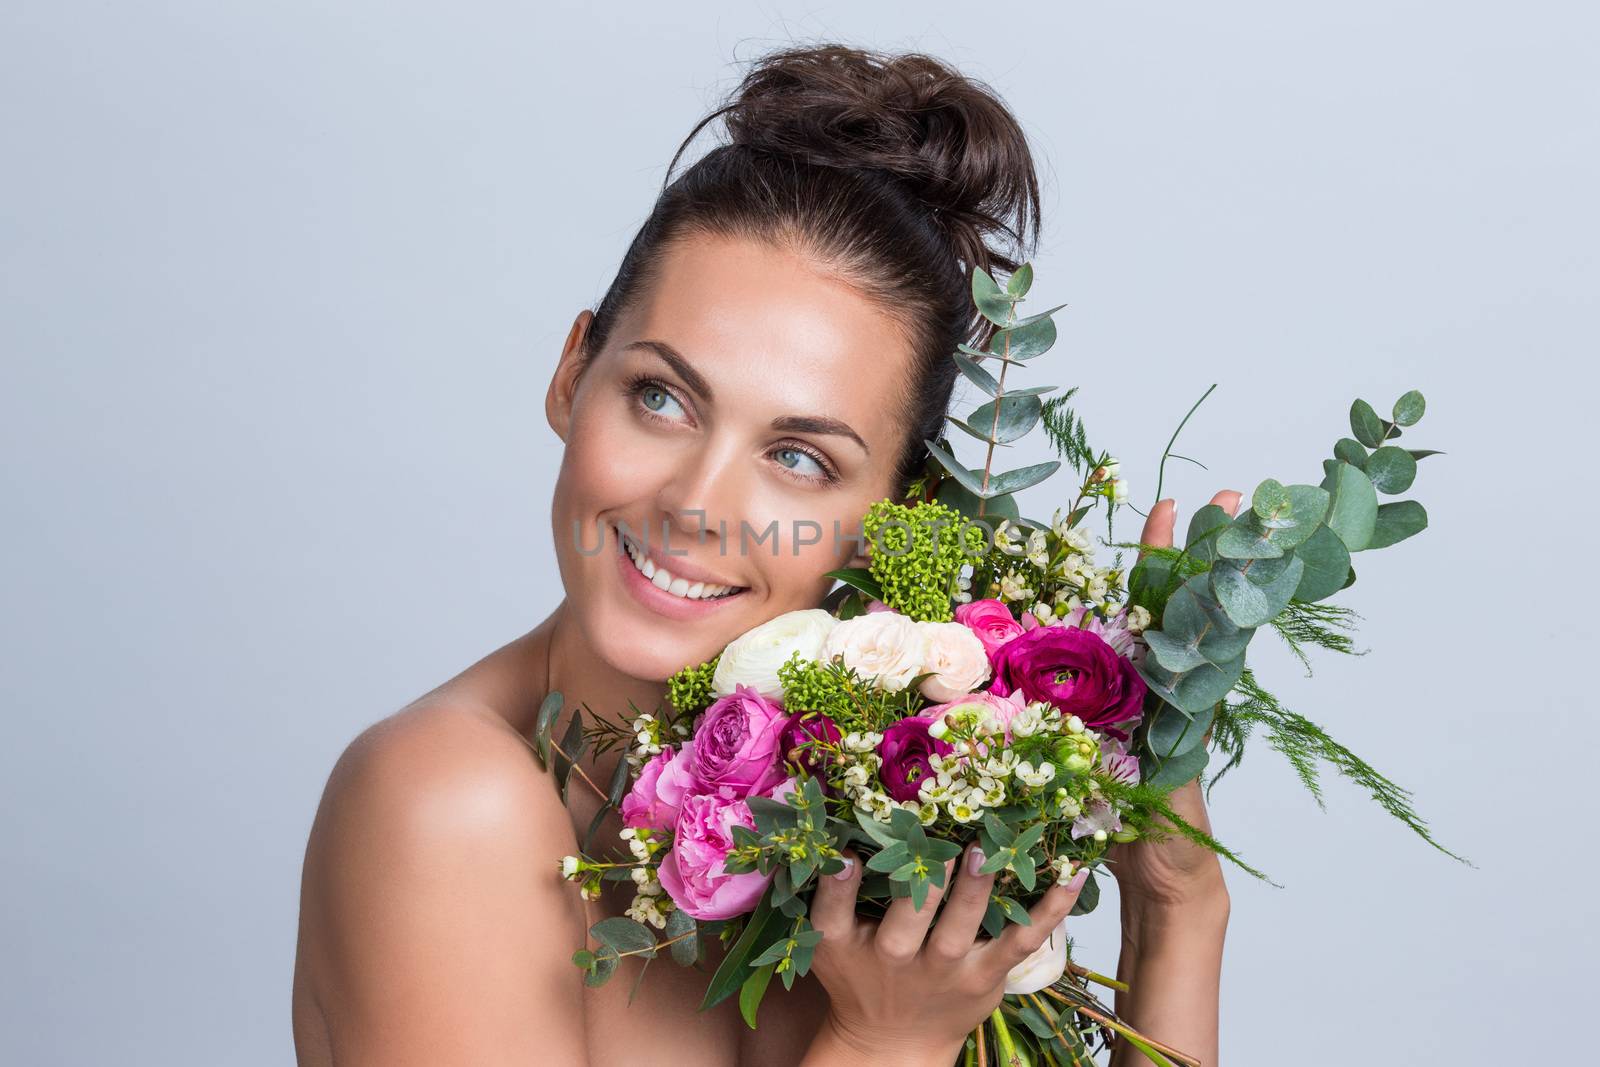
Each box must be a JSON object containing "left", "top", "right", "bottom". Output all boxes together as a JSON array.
[{"left": 581, "top": 43, "right": 1043, "bottom": 496}]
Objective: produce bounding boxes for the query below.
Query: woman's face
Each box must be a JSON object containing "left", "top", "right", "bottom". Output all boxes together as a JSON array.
[{"left": 545, "top": 232, "right": 919, "bottom": 681}]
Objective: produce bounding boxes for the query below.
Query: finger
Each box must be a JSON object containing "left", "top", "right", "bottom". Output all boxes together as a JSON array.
[
  {"left": 1210, "top": 489, "right": 1242, "bottom": 518},
  {"left": 810, "top": 850, "right": 864, "bottom": 945},
  {"left": 875, "top": 857, "right": 957, "bottom": 961},
  {"left": 1138, "top": 498, "right": 1176, "bottom": 559},
  {"left": 925, "top": 843, "right": 998, "bottom": 962},
  {"left": 983, "top": 870, "right": 1086, "bottom": 967}
]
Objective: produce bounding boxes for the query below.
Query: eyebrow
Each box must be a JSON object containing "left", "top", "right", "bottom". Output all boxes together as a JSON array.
[{"left": 622, "top": 339, "right": 870, "bottom": 456}]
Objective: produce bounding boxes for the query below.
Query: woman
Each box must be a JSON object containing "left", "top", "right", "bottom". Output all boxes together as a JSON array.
[{"left": 293, "top": 44, "right": 1231, "bottom": 1066}]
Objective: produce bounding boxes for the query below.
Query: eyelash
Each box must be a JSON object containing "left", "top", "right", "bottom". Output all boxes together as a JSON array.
[{"left": 620, "top": 373, "right": 842, "bottom": 486}]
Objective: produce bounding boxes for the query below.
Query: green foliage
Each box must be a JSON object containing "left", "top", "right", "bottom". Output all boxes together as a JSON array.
[
  {"left": 1208, "top": 669, "right": 1469, "bottom": 863},
  {"left": 1040, "top": 386, "right": 1099, "bottom": 477},
  {"left": 667, "top": 655, "right": 719, "bottom": 716},
  {"left": 861, "top": 499, "right": 985, "bottom": 622}
]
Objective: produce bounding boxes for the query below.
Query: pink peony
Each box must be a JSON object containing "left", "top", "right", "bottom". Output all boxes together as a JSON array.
[
  {"left": 954, "top": 598, "right": 1025, "bottom": 660},
  {"left": 619, "top": 746, "right": 687, "bottom": 832},
  {"left": 657, "top": 793, "right": 773, "bottom": 921},
  {"left": 692, "top": 684, "right": 790, "bottom": 799}
]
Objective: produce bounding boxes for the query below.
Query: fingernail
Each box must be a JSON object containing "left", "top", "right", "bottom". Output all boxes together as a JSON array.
[
  {"left": 833, "top": 856, "right": 855, "bottom": 881},
  {"left": 1066, "top": 867, "right": 1089, "bottom": 892},
  {"left": 967, "top": 845, "right": 986, "bottom": 876}
]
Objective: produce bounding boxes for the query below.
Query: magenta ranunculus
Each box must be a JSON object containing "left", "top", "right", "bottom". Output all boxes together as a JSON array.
[
  {"left": 778, "top": 712, "right": 842, "bottom": 781},
  {"left": 656, "top": 793, "right": 773, "bottom": 921},
  {"left": 877, "top": 715, "right": 955, "bottom": 803},
  {"left": 692, "top": 684, "right": 790, "bottom": 799},
  {"left": 619, "top": 746, "right": 683, "bottom": 832},
  {"left": 989, "top": 624, "right": 1147, "bottom": 737},
  {"left": 954, "top": 598, "right": 1025, "bottom": 660}
]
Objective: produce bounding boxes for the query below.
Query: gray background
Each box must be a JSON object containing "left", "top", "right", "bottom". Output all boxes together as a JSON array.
[{"left": 3, "top": 2, "right": 1594, "bottom": 1063}]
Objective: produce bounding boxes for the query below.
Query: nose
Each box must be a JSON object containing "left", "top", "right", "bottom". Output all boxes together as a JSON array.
[{"left": 651, "top": 436, "right": 748, "bottom": 558}]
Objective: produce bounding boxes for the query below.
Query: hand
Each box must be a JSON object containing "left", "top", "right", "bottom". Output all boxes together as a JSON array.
[
  {"left": 1109, "top": 492, "right": 1240, "bottom": 913},
  {"left": 805, "top": 845, "right": 1089, "bottom": 1065}
]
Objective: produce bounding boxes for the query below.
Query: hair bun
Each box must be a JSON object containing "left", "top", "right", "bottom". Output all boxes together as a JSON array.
[{"left": 716, "top": 44, "right": 1040, "bottom": 273}]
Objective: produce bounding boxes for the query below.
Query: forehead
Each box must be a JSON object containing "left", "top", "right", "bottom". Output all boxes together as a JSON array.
[{"left": 620, "top": 232, "right": 916, "bottom": 447}]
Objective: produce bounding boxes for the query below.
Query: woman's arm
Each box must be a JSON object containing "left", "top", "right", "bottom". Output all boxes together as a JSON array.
[
  {"left": 1109, "top": 780, "right": 1230, "bottom": 1066},
  {"left": 1105, "top": 493, "right": 1241, "bottom": 1066},
  {"left": 294, "top": 704, "right": 592, "bottom": 1066}
]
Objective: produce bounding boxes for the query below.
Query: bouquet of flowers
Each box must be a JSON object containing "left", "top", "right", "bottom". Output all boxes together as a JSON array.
[{"left": 535, "top": 263, "right": 1458, "bottom": 1065}]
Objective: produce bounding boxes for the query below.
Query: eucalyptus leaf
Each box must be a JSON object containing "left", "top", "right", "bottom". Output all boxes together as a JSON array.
[
  {"left": 987, "top": 315, "right": 1058, "bottom": 361},
  {"left": 1292, "top": 524, "right": 1352, "bottom": 602},
  {"left": 1320, "top": 461, "right": 1378, "bottom": 551},
  {"left": 591, "top": 916, "right": 657, "bottom": 955},
  {"left": 1350, "top": 399, "right": 1385, "bottom": 448},
  {"left": 1364, "top": 500, "right": 1429, "bottom": 550},
  {"left": 1184, "top": 504, "right": 1230, "bottom": 564},
  {"left": 1365, "top": 446, "right": 1418, "bottom": 494},
  {"left": 966, "top": 393, "right": 1043, "bottom": 445},
  {"left": 1144, "top": 702, "right": 1214, "bottom": 759},
  {"left": 1146, "top": 742, "right": 1210, "bottom": 790},
  {"left": 986, "top": 460, "right": 1063, "bottom": 497},
  {"left": 1251, "top": 478, "right": 1292, "bottom": 523},
  {"left": 923, "top": 439, "right": 989, "bottom": 499},
  {"left": 1210, "top": 554, "right": 1305, "bottom": 628},
  {"left": 971, "top": 266, "right": 1014, "bottom": 327},
  {"left": 1333, "top": 437, "right": 1368, "bottom": 469},
  {"left": 935, "top": 476, "right": 1019, "bottom": 524},
  {"left": 1006, "top": 262, "right": 1034, "bottom": 297},
  {"left": 1393, "top": 389, "right": 1426, "bottom": 426},
  {"left": 952, "top": 351, "right": 998, "bottom": 396},
  {"left": 1139, "top": 653, "right": 1245, "bottom": 717}
]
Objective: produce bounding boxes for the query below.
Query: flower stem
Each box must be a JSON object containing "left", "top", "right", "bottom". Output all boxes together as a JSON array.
[{"left": 989, "top": 1008, "right": 1023, "bottom": 1067}]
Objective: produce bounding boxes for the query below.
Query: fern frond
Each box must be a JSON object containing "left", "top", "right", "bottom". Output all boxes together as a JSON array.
[{"left": 1209, "top": 668, "right": 1469, "bottom": 864}]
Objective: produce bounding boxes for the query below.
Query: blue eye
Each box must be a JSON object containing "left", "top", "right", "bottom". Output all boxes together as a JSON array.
[
  {"left": 631, "top": 379, "right": 688, "bottom": 422},
  {"left": 774, "top": 445, "right": 831, "bottom": 481}
]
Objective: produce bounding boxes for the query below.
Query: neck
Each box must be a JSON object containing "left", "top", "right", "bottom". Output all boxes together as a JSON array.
[{"left": 531, "top": 599, "right": 672, "bottom": 743}]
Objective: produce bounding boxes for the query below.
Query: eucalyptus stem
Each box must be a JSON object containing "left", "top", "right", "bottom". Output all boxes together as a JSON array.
[{"left": 977, "top": 310, "right": 1017, "bottom": 518}]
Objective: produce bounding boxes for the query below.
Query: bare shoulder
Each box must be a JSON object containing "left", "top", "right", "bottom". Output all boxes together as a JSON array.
[{"left": 295, "top": 703, "right": 589, "bottom": 1066}]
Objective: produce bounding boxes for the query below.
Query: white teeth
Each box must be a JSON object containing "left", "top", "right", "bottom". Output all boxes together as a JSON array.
[{"left": 619, "top": 530, "right": 743, "bottom": 601}]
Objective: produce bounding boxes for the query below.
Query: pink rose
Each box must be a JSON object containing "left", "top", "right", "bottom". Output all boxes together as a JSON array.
[
  {"left": 954, "top": 598, "right": 1025, "bottom": 660},
  {"left": 692, "top": 685, "right": 790, "bottom": 799},
  {"left": 657, "top": 793, "right": 774, "bottom": 921}
]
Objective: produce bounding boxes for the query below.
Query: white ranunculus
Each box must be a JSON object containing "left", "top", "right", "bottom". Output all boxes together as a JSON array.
[
  {"left": 821, "top": 611, "right": 928, "bottom": 692},
  {"left": 1004, "top": 915, "right": 1070, "bottom": 994},
  {"left": 710, "top": 608, "right": 838, "bottom": 699},
  {"left": 916, "top": 621, "right": 991, "bottom": 703}
]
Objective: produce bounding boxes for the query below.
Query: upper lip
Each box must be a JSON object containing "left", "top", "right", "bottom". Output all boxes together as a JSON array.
[{"left": 616, "top": 524, "right": 747, "bottom": 590}]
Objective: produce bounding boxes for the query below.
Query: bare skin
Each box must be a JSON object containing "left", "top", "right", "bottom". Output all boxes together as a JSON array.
[{"left": 292, "top": 232, "right": 1233, "bottom": 1065}]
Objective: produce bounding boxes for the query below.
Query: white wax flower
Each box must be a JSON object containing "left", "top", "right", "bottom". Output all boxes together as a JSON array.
[
  {"left": 711, "top": 608, "right": 837, "bottom": 699},
  {"left": 1004, "top": 915, "right": 1070, "bottom": 994}
]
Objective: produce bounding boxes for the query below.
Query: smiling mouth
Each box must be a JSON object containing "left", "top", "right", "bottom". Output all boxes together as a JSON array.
[{"left": 617, "top": 527, "right": 748, "bottom": 601}]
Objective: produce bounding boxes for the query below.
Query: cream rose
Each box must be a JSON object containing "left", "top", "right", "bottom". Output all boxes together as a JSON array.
[
  {"left": 710, "top": 608, "right": 837, "bottom": 700},
  {"left": 915, "top": 621, "right": 991, "bottom": 703},
  {"left": 821, "top": 611, "right": 928, "bottom": 692}
]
